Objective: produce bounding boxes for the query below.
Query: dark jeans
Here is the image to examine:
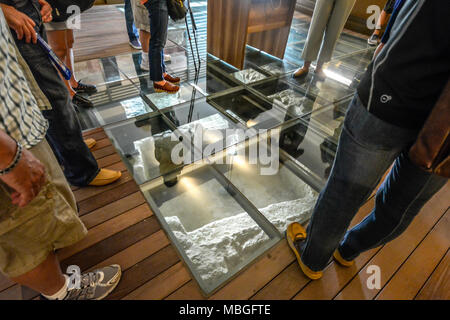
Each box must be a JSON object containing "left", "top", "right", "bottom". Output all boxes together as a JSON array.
[
  {"left": 11, "top": 3, "right": 99, "bottom": 187},
  {"left": 124, "top": 0, "right": 139, "bottom": 41},
  {"left": 300, "top": 94, "right": 447, "bottom": 271},
  {"left": 144, "top": 0, "right": 168, "bottom": 81}
]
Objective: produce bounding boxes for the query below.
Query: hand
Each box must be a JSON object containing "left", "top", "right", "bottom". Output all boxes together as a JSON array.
[
  {"left": 0, "top": 4, "right": 38, "bottom": 44},
  {"left": 38, "top": 0, "right": 53, "bottom": 23},
  {"left": 0, "top": 148, "right": 47, "bottom": 208}
]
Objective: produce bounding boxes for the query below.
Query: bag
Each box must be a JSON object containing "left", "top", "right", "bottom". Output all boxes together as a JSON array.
[
  {"left": 409, "top": 79, "right": 450, "bottom": 178},
  {"left": 46, "top": 0, "right": 96, "bottom": 23},
  {"left": 167, "top": 0, "right": 187, "bottom": 21}
]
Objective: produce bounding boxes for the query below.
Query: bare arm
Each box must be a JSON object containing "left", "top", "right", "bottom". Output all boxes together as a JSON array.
[{"left": 0, "top": 130, "right": 46, "bottom": 207}]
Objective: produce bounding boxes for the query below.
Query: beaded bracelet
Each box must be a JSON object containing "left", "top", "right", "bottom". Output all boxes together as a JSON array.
[{"left": 0, "top": 141, "right": 23, "bottom": 176}]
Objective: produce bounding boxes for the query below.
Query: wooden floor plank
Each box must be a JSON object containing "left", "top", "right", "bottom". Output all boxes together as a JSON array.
[
  {"left": 90, "top": 230, "right": 171, "bottom": 272},
  {"left": 61, "top": 216, "right": 161, "bottom": 272},
  {"left": 81, "top": 191, "right": 146, "bottom": 229},
  {"left": 92, "top": 144, "right": 116, "bottom": 159},
  {"left": 376, "top": 210, "right": 449, "bottom": 300},
  {"left": 123, "top": 262, "right": 191, "bottom": 300},
  {"left": 78, "top": 179, "right": 139, "bottom": 215},
  {"left": 96, "top": 153, "right": 122, "bottom": 168},
  {"left": 91, "top": 138, "right": 113, "bottom": 153},
  {"left": 58, "top": 203, "right": 153, "bottom": 261},
  {"left": 415, "top": 249, "right": 450, "bottom": 300},
  {"left": 0, "top": 285, "right": 22, "bottom": 300},
  {"left": 106, "top": 246, "right": 180, "bottom": 300},
  {"left": 209, "top": 240, "right": 295, "bottom": 300},
  {"left": 165, "top": 280, "right": 205, "bottom": 300},
  {"left": 334, "top": 184, "right": 450, "bottom": 300}
]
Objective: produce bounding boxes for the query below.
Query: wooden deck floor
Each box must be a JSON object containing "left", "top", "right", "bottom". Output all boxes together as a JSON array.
[{"left": 0, "top": 128, "right": 448, "bottom": 300}]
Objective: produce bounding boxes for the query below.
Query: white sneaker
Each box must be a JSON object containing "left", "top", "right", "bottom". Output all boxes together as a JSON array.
[
  {"left": 164, "top": 54, "right": 171, "bottom": 62},
  {"left": 140, "top": 58, "right": 149, "bottom": 71}
]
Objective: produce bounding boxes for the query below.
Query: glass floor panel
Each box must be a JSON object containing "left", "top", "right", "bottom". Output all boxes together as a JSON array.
[
  {"left": 300, "top": 97, "right": 352, "bottom": 145},
  {"left": 288, "top": 70, "right": 354, "bottom": 103},
  {"left": 280, "top": 120, "right": 339, "bottom": 185},
  {"left": 141, "top": 164, "right": 280, "bottom": 295},
  {"left": 213, "top": 141, "right": 319, "bottom": 233},
  {"left": 244, "top": 46, "right": 298, "bottom": 76},
  {"left": 142, "top": 81, "right": 204, "bottom": 110},
  {"left": 250, "top": 77, "right": 333, "bottom": 118},
  {"left": 104, "top": 113, "right": 181, "bottom": 185},
  {"left": 208, "top": 88, "right": 291, "bottom": 130},
  {"left": 161, "top": 97, "right": 244, "bottom": 155}
]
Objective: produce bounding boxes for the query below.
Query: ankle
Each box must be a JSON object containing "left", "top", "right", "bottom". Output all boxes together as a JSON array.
[{"left": 41, "top": 275, "right": 69, "bottom": 300}]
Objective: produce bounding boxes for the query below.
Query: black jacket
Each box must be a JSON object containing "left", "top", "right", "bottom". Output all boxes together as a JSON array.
[{"left": 357, "top": 0, "right": 450, "bottom": 130}]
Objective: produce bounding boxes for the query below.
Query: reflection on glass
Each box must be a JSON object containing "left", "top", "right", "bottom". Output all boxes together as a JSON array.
[
  {"left": 105, "top": 114, "right": 184, "bottom": 185},
  {"left": 209, "top": 89, "right": 291, "bottom": 130},
  {"left": 142, "top": 165, "right": 277, "bottom": 294},
  {"left": 145, "top": 83, "right": 203, "bottom": 110},
  {"left": 300, "top": 97, "right": 351, "bottom": 144},
  {"left": 251, "top": 78, "right": 331, "bottom": 117},
  {"left": 280, "top": 120, "right": 338, "bottom": 184},
  {"left": 231, "top": 68, "right": 267, "bottom": 84},
  {"left": 96, "top": 95, "right": 153, "bottom": 125},
  {"left": 162, "top": 98, "right": 242, "bottom": 155}
]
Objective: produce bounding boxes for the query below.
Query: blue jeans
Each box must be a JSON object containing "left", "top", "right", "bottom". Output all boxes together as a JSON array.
[
  {"left": 125, "top": 0, "right": 139, "bottom": 41},
  {"left": 11, "top": 3, "right": 100, "bottom": 187},
  {"left": 144, "top": 0, "right": 168, "bottom": 81},
  {"left": 300, "top": 94, "right": 447, "bottom": 271}
]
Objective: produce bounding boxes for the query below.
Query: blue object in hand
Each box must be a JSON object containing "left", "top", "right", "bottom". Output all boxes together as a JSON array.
[{"left": 36, "top": 33, "right": 72, "bottom": 80}]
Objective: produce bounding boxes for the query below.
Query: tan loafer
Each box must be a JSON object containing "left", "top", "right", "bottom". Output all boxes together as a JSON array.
[
  {"left": 84, "top": 138, "right": 96, "bottom": 150},
  {"left": 163, "top": 73, "right": 180, "bottom": 84},
  {"left": 333, "top": 249, "right": 354, "bottom": 267},
  {"left": 293, "top": 67, "right": 309, "bottom": 78},
  {"left": 89, "top": 169, "right": 122, "bottom": 186},
  {"left": 286, "top": 222, "right": 323, "bottom": 280}
]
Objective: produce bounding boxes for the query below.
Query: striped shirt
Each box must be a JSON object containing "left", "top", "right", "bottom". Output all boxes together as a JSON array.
[{"left": 0, "top": 9, "right": 49, "bottom": 149}]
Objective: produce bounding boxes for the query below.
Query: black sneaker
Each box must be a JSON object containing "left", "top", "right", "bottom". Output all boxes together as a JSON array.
[
  {"left": 73, "top": 93, "right": 94, "bottom": 108},
  {"left": 73, "top": 81, "right": 98, "bottom": 95},
  {"left": 367, "top": 33, "right": 380, "bottom": 46},
  {"left": 64, "top": 264, "right": 121, "bottom": 300}
]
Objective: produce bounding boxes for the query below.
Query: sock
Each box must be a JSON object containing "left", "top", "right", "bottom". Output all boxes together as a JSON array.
[{"left": 42, "top": 275, "right": 69, "bottom": 300}]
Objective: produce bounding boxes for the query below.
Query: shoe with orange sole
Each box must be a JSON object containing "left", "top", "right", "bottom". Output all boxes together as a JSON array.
[
  {"left": 84, "top": 138, "right": 96, "bottom": 150},
  {"left": 333, "top": 249, "right": 354, "bottom": 267},
  {"left": 89, "top": 169, "right": 122, "bottom": 186},
  {"left": 286, "top": 222, "right": 323, "bottom": 280},
  {"left": 153, "top": 81, "right": 179, "bottom": 94}
]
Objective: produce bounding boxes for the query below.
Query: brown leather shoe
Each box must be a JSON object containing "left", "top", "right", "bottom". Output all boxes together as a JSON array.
[
  {"left": 153, "top": 81, "right": 180, "bottom": 94},
  {"left": 163, "top": 73, "right": 180, "bottom": 84},
  {"left": 84, "top": 138, "right": 96, "bottom": 150},
  {"left": 293, "top": 67, "right": 309, "bottom": 78}
]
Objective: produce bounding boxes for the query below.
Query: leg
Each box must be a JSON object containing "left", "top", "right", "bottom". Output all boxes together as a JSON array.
[
  {"left": 338, "top": 151, "right": 447, "bottom": 260},
  {"left": 124, "top": 0, "right": 139, "bottom": 42},
  {"left": 11, "top": 252, "right": 65, "bottom": 296},
  {"left": 13, "top": 29, "right": 100, "bottom": 186},
  {"left": 299, "top": 94, "right": 417, "bottom": 272},
  {"left": 316, "top": 0, "right": 356, "bottom": 68},
  {"left": 145, "top": 0, "right": 168, "bottom": 82},
  {"left": 300, "top": 0, "right": 334, "bottom": 63},
  {"left": 140, "top": 29, "right": 150, "bottom": 53}
]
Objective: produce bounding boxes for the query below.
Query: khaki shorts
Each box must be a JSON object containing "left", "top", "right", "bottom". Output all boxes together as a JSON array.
[
  {"left": 132, "top": 0, "right": 150, "bottom": 32},
  {"left": 0, "top": 140, "right": 87, "bottom": 278}
]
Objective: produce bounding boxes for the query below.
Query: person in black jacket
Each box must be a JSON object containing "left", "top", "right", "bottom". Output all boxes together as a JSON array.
[{"left": 286, "top": 0, "right": 449, "bottom": 280}]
